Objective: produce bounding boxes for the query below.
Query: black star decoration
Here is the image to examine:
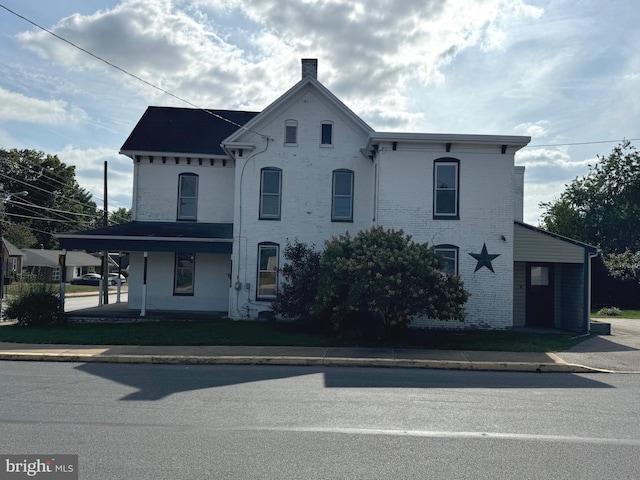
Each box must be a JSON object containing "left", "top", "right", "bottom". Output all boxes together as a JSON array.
[{"left": 469, "top": 243, "right": 500, "bottom": 273}]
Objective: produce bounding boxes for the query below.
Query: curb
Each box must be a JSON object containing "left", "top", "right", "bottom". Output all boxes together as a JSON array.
[{"left": 0, "top": 352, "right": 612, "bottom": 373}]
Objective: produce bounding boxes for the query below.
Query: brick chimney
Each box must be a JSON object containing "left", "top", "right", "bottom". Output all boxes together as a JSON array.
[{"left": 301, "top": 58, "right": 318, "bottom": 80}]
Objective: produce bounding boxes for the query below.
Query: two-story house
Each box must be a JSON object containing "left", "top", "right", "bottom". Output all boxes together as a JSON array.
[{"left": 58, "top": 59, "right": 597, "bottom": 332}]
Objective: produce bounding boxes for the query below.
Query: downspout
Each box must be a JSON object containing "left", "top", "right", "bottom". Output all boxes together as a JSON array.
[{"left": 222, "top": 137, "right": 271, "bottom": 317}]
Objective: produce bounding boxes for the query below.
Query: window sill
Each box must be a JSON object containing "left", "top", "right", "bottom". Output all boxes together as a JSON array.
[{"left": 433, "top": 215, "right": 460, "bottom": 220}]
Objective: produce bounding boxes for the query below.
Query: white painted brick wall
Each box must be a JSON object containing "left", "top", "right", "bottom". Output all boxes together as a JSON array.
[
  {"left": 134, "top": 157, "right": 235, "bottom": 223},
  {"left": 229, "top": 87, "right": 373, "bottom": 318},
  {"left": 375, "top": 144, "right": 515, "bottom": 329}
]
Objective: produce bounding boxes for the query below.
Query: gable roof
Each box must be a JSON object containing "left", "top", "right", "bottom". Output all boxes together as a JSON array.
[
  {"left": 223, "top": 76, "right": 374, "bottom": 146},
  {"left": 120, "top": 107, "right": 259, "bottom": 157},
  {"left": 2, "top": 238, "right": 24, "bottom": 257}
]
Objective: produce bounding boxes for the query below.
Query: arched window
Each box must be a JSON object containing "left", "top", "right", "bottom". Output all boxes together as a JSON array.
[
  {"left": 434, "top": 244, "right": 459, "bottom": 276},
  {"left": 177, "top": 173, "right": 198, "bottom": 220},
  {"left": 433, "top": 158, "right": 459, "bottom": 219},
  {"left": 332, "top": 169, "right": 354, "bottom": 222},
  {"left": 259, "top": 168, "right": 282, "bottom": 220},
  {"left": 257, "top": 242, "right": 279, "bottom": 300}
]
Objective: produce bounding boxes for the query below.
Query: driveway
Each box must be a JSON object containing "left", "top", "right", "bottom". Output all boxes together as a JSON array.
[{"left": 556, "top": 318, "right": 640, "bottom": 372}]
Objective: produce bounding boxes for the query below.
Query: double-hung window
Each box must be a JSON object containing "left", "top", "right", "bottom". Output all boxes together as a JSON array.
[
  {"left": 174, "top": 253, "right": 195, "bottom": 295},
  {"left": 257, "top": 243, "right": 279, "bottom": 300},
  {"left": 259, "top": 168, "right": 282, "bottom": 220},
  {"left": 434, "top": 245, "right": 459, "bottom": 276},
  {"left": 332, "top": 169, "right": 354, "bottom": 222},
  {"left": 177, "top": 173, "right": 198, "bottom": 220},
  {"left": 433, "top": 159, "right": 459, "bottom": 219}
]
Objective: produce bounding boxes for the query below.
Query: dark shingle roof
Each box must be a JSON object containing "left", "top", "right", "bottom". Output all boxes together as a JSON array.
[
  {"left": 120, "top": 107, "right": 259, "bottom": 156},
  {"left": 57, "top": 222, "right": 233, "bottom": 254}
]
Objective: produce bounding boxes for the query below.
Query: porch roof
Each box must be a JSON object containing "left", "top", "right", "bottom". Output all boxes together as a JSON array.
[{"left": 56, "top": 222, "right": 233, "bottom": 254}]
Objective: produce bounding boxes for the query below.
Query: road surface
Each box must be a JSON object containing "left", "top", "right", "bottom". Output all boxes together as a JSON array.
[{"left": 1, "top": 361, "right": 638, "bottom": 479}]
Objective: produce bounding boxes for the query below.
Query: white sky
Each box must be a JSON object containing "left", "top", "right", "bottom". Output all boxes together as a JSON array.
[{"left": 1, "top": 0, "right": 639, "bottom": 224}]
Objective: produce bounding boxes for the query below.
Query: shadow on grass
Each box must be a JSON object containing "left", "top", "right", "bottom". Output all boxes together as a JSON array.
[{"left": 0, "top": 319, "right": 592, "bottom": 353}]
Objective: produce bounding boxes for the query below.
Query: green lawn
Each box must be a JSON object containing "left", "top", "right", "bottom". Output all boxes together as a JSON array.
[
  {"left": 591, "top": 309, "right": 640, "bottom": 319},
  {"left": 4, "top": 283, "right": 100, "bottom": 295},
  {"left": 0, "top": 320, "right": 592, "bottom": 352}
]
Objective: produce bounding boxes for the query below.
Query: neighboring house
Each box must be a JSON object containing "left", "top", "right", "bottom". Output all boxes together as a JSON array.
[
  {"left": 21, "top": 248, "right": 101, "bottom": 283},
  {"left": 58, "top": 59, "right": 597, "bottom": 332},
  {"left": 1, "top": 238, "right": 24, "bottom": 284}
]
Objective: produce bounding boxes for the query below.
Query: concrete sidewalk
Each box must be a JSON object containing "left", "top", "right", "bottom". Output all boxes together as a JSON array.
[{"left": 0, "top": 342, "right": 611, "bottom": 373}]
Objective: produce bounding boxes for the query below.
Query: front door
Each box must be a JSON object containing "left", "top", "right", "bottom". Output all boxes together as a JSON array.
[{"left": 526, "top": 263, "right": 554, "bottom": 328}]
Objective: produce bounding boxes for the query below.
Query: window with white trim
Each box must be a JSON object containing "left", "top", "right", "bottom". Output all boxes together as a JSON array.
[
  {"left": 257, "top": 243, "right": 279, "bottom": 300},
  {"left": 321, "top": 122, "right": 333, "bottom": 146},
  {"left": 285, "top": 119, "right": 298, "bottom": 145},
  {"left": 434, "top": 245, "right": 459, "bottom": 276},
  {"left": 332, "top": 169, "right": 354, "bottom": 222},
  {"left": 433, "top": 159, "right": 459, "bottom": 219},
  {"left": 174, "top": 253, "right": 195, "bottom": 295},
  {"left": 177, "top": 173, "right": 198, "bottom": 220},
  {"left": 259, "top": 168, "right": 282, "bottom": 220}
]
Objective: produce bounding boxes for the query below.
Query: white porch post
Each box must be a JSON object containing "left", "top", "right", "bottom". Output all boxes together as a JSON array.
[{"left": 141, "top": 251, "right": 148, "bottom": 317}]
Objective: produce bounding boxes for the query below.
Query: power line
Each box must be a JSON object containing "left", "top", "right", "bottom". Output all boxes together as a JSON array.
[
  {"left": 0, "top": 3, "right": 270, "bottom": 141},
  {"left": 525, "top": 138, "right": 640, "bottom": 148}
]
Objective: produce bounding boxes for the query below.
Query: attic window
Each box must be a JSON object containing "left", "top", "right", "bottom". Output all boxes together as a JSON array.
[
  {"left": 321, "top": 122, "right": 333, "bottom": 146},
  {"left": 285, "top": 120, "right": 297, "bottom": 146}
]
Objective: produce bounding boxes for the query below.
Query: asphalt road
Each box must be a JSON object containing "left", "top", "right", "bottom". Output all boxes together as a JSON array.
[
  {"left": 557, "top": 317, "right": 640, "bottom": 372},
  {"left": 1, "top": 361, "right": 639, "bottom": 479}
]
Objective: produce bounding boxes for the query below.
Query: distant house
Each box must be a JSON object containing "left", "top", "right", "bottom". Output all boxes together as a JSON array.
[
  {"left": 1, "top": 238, "right": 24, "bottom": 284},
  {"left": 58, "top": 59, "right": 598, "bottom": 332},
  {"left": 21, "top": 248, "right": 101, "bottom": 283}
]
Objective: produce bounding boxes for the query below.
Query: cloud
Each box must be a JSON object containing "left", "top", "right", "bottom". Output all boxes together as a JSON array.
[
  {"left": 516, "top": 147, "right": 595, "bottom": 183},
  {"left": 0, "top": 87, "right": 88, "bottom": 125},
  {"left": 56, "top": 145, "right": 133, "bottom": 210},
  {"left": 14, "top": 0, "right": 544, "bottom": 119},
  {"left": 513, "top": 121, "right": 549, "bottom": 139}
]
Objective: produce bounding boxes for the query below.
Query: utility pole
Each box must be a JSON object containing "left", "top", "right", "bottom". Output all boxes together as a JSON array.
[{"left": 102, "top": 161, "right": 109, "bottom": 305}]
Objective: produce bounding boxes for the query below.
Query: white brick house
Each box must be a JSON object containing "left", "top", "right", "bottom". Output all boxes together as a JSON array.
[{"left": 59, "top": 59, "right": 597, "bottom": 332}]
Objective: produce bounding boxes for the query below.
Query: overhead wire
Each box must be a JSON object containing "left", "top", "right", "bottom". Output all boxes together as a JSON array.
[{"left": 0, "top": 3, "right": 271, "bottom": 141}]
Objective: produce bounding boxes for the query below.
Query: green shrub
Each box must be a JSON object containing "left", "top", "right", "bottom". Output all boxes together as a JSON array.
[
  {"left": 4, "top": 283, "right": 64, "bottom": 327},
  {"left": 271, "top": 240, "right": 324, "bottom": 329},
  {"left": 312, "top": 226, "right": 470, "bottom": 338},
  {"left": 596, "top": 306, "right": 622, "bottom": 317}
]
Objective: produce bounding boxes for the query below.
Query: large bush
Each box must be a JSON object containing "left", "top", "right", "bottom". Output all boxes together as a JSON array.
[
  {"left": 312, "top": 227, "right": 469, "bottom": 337},
  {"left": 4, "top": 283, "right": 63, "bottom": 327},
  {"left": 270, "top": 240, "right": 322, "bottom": 327}
]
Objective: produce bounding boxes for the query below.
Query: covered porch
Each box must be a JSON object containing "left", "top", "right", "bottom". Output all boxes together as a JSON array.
[{"left": 57, "top": 221, "right": 234, "bottom": 317}]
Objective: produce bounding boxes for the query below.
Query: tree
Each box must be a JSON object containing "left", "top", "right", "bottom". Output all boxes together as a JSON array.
[
  {"left": 270, "top": 240, "right": 322, "bottom": 327},
  {"left": 540, "top": 140, "right": 640, "bottom": 254},
  {"left": 109, "top": 207, "right": 132, "bottom": 225},
  {"left": 540, "top": 141, "right": 640, "bottom": 308},
  {"left": 312, "top": 227, "right": 469, "bottom": 338},
  {"left": 2, "top": 221, "right": 37, "bottom": 249},
  {"left": 0, "top": 149, "right": 99, "bottom": 248}
]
